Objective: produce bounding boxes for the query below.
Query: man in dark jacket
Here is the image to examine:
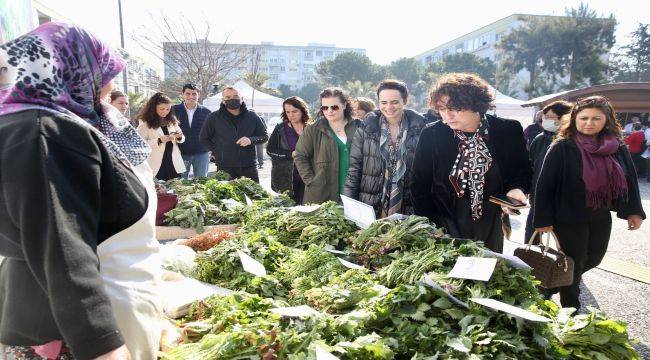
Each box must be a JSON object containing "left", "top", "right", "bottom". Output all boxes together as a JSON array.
[
  {"left": 173, "top": 83, "right": 212, "bottom": 178},
  {"left": 199, "top": 87, "right": 268, "bottom": 182},
  {"left": 524, "top": 110, "right": 544, "bottom": 148}
]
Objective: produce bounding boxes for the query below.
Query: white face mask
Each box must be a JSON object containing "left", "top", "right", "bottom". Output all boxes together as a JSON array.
[{"left": 542, "top": 119, "right": 559, "bottom": 132}]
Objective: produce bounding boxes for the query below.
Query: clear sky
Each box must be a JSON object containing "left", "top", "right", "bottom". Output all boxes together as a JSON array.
[{"left": 36, "top": 0, "right": 650, "bottom": 72}]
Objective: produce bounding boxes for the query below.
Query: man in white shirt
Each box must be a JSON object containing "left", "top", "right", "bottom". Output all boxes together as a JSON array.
[{"left": 172, "top": 84, "right": 212, "bottom": 178}]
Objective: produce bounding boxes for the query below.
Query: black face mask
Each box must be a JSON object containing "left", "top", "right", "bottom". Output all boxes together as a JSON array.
[{"left": 225, "top": 99, "right": 241, "bottom": 110}]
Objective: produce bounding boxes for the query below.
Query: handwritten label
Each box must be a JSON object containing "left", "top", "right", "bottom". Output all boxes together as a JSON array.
[
  {"left": 340, "top": 195, "right": 376, "bottom": 229},
  {"left": 222, "top": 198, "right": 243, "bottom": 210},
  {"left": 292, "top": 204, "right": 322, "bottom": 213},
  {"left": 325, "top": 248, "right": 347, "bottom": 255},
  {"left": 338, "top": 258, "right": 366, "bottom": 270},
  {"left": 448, "top": 257, "right": 497, "bottom": 282},
  {"left": 269, "top": 305, "right": 319, "bottom": 318},
  {"left": 237, "top": 250, "right": 266, "bottom": 277},
  {"left": 470, "top": 298, "right": 551, "bottom": 323},
  {"left": 245, "top": 194, "right": 253, "bottom": 206}
]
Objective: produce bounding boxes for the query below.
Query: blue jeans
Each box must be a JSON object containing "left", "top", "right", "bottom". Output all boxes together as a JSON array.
[{"left": 181, "top": 152, "right": 210, "bottom": 179}]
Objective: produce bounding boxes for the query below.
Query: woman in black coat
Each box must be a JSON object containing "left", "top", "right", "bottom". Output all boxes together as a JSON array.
[
  {"left": 411, "top": 73, "right": 532, "bottom": 253},
  {"left": 534, "top": 96, "right": 645, "bottom": 309},
  {"left": 267, "top": 97, "right": 311, "bottom": 204},
  {"left": 344, "top": 80, "right": 425, "bottom": 217}
]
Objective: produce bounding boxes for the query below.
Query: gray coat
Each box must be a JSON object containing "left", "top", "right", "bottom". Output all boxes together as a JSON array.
[{"left": 344, "top": 109, "right": 425, "bottom": 216}]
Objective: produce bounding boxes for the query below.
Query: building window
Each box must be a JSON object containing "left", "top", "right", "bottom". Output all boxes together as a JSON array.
[
  {"left": 442, "top": 49, "right": 449, "bottom": 57},
  {"left": 315, "top": 50, "right": 322, "bottom": 57},
  {"left": 455, "top": 44, "right": 463, "bottom": 53},
  {"left": 304, "top": 51, "right": 313, "bottom": 61}
]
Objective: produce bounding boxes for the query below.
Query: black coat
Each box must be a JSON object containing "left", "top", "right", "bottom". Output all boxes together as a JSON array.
[
  {"left": 529, "top": 130, "right": 555, "bottom": 196},
  {"left": 411, "top": 114, "right": 532, "bottom": 236},
  {"left": 172, "top": 103, "right": 211, "bottom": 155},
  {"left": 533, "top": 138, "right": 646, "bottom": 228},
  {"left": 0, "top": 110, "right": 147, "bottom": 359},
  {"left": 199, "top": 102, "right": 268, "bottom": 167},
  {"left": 267, "top": 123, "right": 298, "bottom": 195},
  {"left": 344, "top": 109, "right": 425, "bottom": 216}
]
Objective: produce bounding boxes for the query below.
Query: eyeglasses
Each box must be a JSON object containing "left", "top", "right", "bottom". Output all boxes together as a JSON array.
[{"left": 320, "top": 105, "right": 340, "bottom": 112}]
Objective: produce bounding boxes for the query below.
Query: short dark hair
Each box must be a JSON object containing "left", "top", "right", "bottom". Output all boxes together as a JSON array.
[
  {"left": 377, "top": 79, "right": 408, "bottom": 102},
  {"left": 429, "top": 73, "right": 494, "bottom": 114},
  {"left": 542, "top": 100, "right": 573, "bottom": 117},
  {"left": 182, "top": 83, "right": 199, "bottom": 93},
  {"left": 281, "top": 96, "right": 312, "bottom": 124},
  {"left": 318, "top": 87, "right": 353, "bottom": 119}
]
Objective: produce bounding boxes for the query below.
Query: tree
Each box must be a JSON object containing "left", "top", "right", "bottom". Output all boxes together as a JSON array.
[
  {"left": 429, "top": 53, "right": 496, "bottom": 84},
  {"left": 388, "top": 57, "right": 422, "bottom": 89},
  {"left": 498, "top": 16, "right": 557, "bottom": 99},
  {"left": 295, "top": 82, "right": 322, "bottom": 109},
  {"left": 127, "top": 92, "right": 146, "bottom": 118},
  {"left": 316, "top": 52, "right": 385, "bottom": 86},
  {"left": 345, "top": 80, "right": 376, "bottom": 99},
  {"left": 277, "top": 84, "right": 295, "bottom": 98},
  {"left": 131, "top": 12, "right": 248, "bottom": 101},
  {"left": 610, "top": 23, "right": 650, "bottom": 82},
  {"left": 556, "top": 3, "right": 616, "bottom": 88}
]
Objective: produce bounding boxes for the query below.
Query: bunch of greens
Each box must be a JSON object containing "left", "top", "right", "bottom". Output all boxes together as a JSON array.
[
  {"left": 230, "top": 177, "right": 270, "bottom": 201},
  {"left": 164, "top": 193, "right": 242, "bottom": 231},
  {"left": 350, "top": 216, "right": 445, "bottom": 268},
  {"left": 304, "top": 269, "right": 384, "bottom": 313},
  {"left": 194, "top": 230, "right": 292, "bottom": 289},
  {"left": 548, "top": 303, "right": 641, "bottom": 360},
  {"left": 276, "top": 201, "right": 356, "bottom": 248}
]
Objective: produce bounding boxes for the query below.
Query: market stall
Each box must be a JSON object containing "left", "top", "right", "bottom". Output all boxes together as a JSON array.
[{"left": 155, "top": 173, "right": 641, "bottom": 359}]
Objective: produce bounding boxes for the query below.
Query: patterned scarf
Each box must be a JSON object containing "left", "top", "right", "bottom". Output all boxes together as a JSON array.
[
  {"left": 0, "top": 22, "right": 149, "bottom": 166},
  {"left": 379, "top": 113, "right": 409, "bottom": 217},
  {"left": 449, "top": 115, "right": 492, "bottom": 220}
]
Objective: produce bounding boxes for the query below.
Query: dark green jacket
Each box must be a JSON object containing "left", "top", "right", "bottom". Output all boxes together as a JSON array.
[{"left": 294, "top": 116, "right": 362, "bottom": 204}]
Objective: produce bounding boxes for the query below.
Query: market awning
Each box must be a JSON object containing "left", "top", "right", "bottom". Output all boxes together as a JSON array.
[{"left": 521, "top": 82, "right": 650, "bottom": 113}]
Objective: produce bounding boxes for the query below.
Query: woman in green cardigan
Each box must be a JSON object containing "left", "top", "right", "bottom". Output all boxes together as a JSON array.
[{"left": 294, "top": 87, "right": 362, "bottom": 204}]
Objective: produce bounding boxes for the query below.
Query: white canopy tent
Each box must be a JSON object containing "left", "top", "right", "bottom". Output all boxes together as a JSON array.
[
  {"left": 487, "top": 87, "right": 536, "bottom": 127},
  {"left": 202, "top": 80, "right": 284, "bottom": 117}
]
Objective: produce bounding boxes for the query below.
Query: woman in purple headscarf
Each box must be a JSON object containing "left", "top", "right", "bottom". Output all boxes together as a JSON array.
[
  {"left": 0, "top": 22, "right": 162, "bottom": 359},
  {"left": 534, "top": 96, "right": 645, "bottom": 309}
]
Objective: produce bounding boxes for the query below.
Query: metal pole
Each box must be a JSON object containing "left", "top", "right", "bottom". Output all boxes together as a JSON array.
[{"left": 118, "top": 0, "right": 128, "bottom": 94}]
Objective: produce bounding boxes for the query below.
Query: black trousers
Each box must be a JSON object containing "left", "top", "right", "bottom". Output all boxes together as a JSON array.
[
  {"left": 554, "top": 208, "right": 612, "bottom": 308},
  {"left": 220, "top": 166, "right": 259, "bottom": 183}
]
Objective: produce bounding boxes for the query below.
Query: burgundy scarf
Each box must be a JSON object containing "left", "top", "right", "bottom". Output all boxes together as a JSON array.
[{"left": 574, "top": 133, "right": 628, "bottom": 210}]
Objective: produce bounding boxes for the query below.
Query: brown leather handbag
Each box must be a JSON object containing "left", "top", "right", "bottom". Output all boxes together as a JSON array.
[{"left": 513, "top": 230, "right": 574, "bottom": 289}]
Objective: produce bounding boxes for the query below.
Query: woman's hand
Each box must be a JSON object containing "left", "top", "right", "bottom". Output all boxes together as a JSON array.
[
  {"left": 501, "top": 188, "right": 527, "bottom": 215},
  {"left": 93, "top": 345, "right": 130, "bottom": 360},
  {"left": 535, "top": 226, "right": 554, "bottom": 233},
  {"left": 159, "top": 135, "right": 171, "bottom": 143},
  {"left": 628, "top": 215, "right": 643, "bottom": 230}
]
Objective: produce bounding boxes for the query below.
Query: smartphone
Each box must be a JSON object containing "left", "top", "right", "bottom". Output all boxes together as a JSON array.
[{"left": 489, "top": 194, "right": 528, "bottom": 209}]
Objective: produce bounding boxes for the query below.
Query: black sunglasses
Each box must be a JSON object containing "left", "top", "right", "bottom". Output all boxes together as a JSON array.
[{"left": 320, "top": 105, "right": 341, "bottom": 111}]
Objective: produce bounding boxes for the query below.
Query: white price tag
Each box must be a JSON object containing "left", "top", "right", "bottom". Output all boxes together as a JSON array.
[
  {"left": 448, "top": 257, "right": 497, "bottom": 282},
  {"left": 325, "top": 248, "right": 346, "bottom": 255},
  {"left": 237, "top": 250, "right": 267, "bottom": 277},
  {"left": 269, "top": 305, "right": 319, "bottom": 318},
  {"left": 222, "top": 198, "right": 243, "bottom": 210},
  {"left": 292, "top": 204, "right": 322, "bottom": 213},
  {"left": 482, "top": 249, "right": 531, "bottom": 270},
  {"left": 315, "top": 344, "right": 340, "bottom": 360},
  {"left": 338, "top": 258, "right": 365, "bottom": 270},
  {"left": 423, "top": 275, "right": 469, "bottom": 309},
  {"left": 470, "top": 298, "right": 551, "bottom": 323},
  {"left": 340, "top": 195, "right": 376, "bottom": 229},
  {"left": 244, "top": 194, "right": 253, "bottom": 206}
]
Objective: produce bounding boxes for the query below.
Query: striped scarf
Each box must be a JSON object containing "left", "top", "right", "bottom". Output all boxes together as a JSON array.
[
  {"left": 449, "top": 115, "right": 492, "bottom": 220},
  {"left": 380, "top": 114, "right": 409, "bottom": 217}
]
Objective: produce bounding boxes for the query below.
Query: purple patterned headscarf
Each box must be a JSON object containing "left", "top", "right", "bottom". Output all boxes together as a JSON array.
[{"left": 0, "top": 22, "right": 149, "bottom": 165}]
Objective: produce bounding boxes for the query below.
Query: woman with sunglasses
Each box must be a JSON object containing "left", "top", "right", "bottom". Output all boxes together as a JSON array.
[
  {"left": 534, "top": 96, "right": 645, "bottom": 309},
  {"left": 294, "top": 87, "right": 362, "bottom": 204}
]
